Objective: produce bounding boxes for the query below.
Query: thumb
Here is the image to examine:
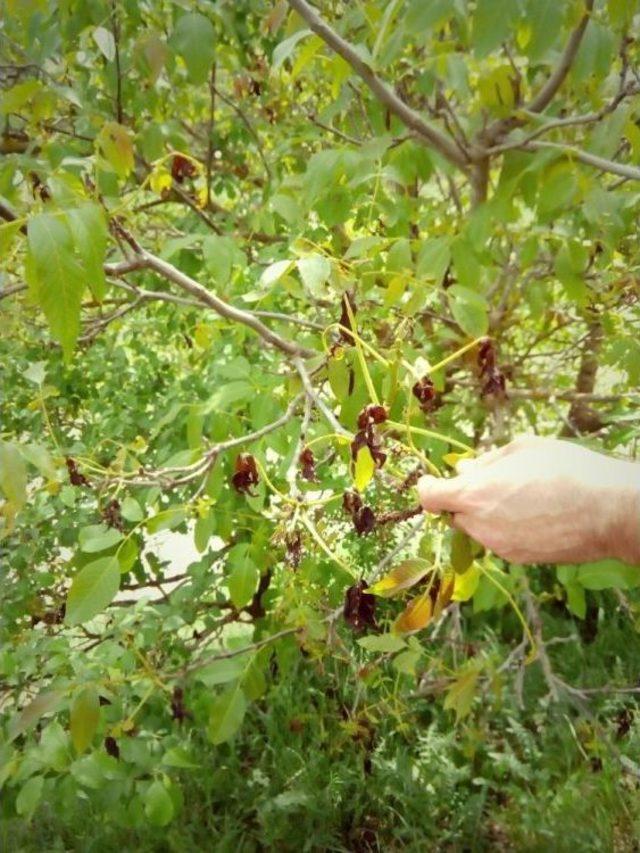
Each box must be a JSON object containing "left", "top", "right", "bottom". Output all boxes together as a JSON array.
[{"left": 417, "top": 475, "right": 466, "bottom": 514}]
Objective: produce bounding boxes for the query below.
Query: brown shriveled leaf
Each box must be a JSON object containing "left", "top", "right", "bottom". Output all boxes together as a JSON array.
[
  {"left": 393, "top": 591, "right": 433, "bottom": 635},
  {"left": 368, "top": 558, "right": 432, "bottom": 598}
]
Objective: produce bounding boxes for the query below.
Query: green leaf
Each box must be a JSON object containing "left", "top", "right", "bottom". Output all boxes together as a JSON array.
[
  {"left": 65, "top": 556, "right": 120, "bottom": 626},
  {"left": 227, "top": 547, "right": 260, "bottom": 609},
  {"left": 171, "top": 13, "right": 216, "bottom": 84},
  {"left": 564, "top": 582, "right": 587, "bottom": 619},
  {"left": 78, "top": 524, "right": 123, "bottom": 553},
  {"left": 0, "top": 220, "right": 21, "bottom": 256},
  {"left": 19, "top": 443, "right": 57, "bottom": 481},
  {"left": 194, "top": 511, "right": 215, "bottom": 553},
  {"left": 260, "top": 259, "right": 293, "bottom": 287},
  {"left": 9, "top": 690, "right": 64, "bottom": 742},
  {"left": 27, "top": 213, "right": 85, "bottom": 359},
  {"left": 146, "top": 507, "right": 186, "bottom": 533},
  {"left": 120, "top": 496, "right": 143, "bottom": 523},
  {"left": 117, "top": 536, "right": 138, "bottom": 573},
  {"left": 272, "top": 29, "right": 312, "bottom": 71},
  {"left": 162, "top": 747, "right": 200, "bottom": 769},
  {"left": 65, "top": 204, "right": 108, "bottom": 301},
  {"left": 208, "top": 683, "right": 247, "bottom": 744},
  {"left": 608, "top": 0, "right": 638, "bottom": 27},
  {"left": 327, "top": 356, "right": 351, "bottom": 401},
  {"left": 447, "top": 285, "right": 489, "bottom": 337},
  {"left": 473, "top": 0, "right": 514, "bottom": 56},
  {"left": 203, "top": 235, "right": 240, "bottom": 286},
  {"left": 523, "top": 0, "right": 563, "bottom": 60},
  {"left": 353, "top": 445, "right": 375, "bottom": 492},
  {"left": 23, "top": 361, "right": 46, "bottom": 385},
  {"left": 70, "top": 687, "right": 100, "bottom": 754},
  {"left": 358, "top": 634, "right": 406, "bottom": 653},
  {"left": 196, "top": 654, "right": 250, "bottom": 687},
  {"left": 0, "top": 441, "right": 27, "bottom": 510},
  {"left": 451, "top": 530, "right": 473, "bottom": 574},
  {"left": 450, "top": 239, "right": 481, "bottom": 288},
  {"left": 574, "top": 559, "right": 640, "bottom": 591},
  {"left": 386, "top": 238, "right": 412, "bottom": 273},
  {"left": 93, "top": 26, "right": 115, "bottom": 61},
  {"left": 416, "top": 236, "right": 451, "bottom": 283},
  {"left": 16, "top": 775, "right": 44, "bottom": 819},
  {"left": 144, "top": 780, "right": 175, "bottom": 827},
  {"left": 296, "top": 254, "right": 331, "bottom": 296}
]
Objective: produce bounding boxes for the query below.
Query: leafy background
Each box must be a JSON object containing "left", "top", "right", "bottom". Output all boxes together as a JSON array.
[{"left": 2, "top": 0, "right": 640, "bottom": 849}]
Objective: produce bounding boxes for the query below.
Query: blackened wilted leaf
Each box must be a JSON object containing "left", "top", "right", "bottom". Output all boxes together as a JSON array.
[
  {"left": 102, "top": 499, "right": 124, "bottom": 531},
  {"left": 171, "top": 154, "right": 197, "bottom": 183},
  {"left": 66, "top": 457, "right": 90, "bottom": 487},
  {"left": 412, "top": 376, "right": 436, "bottom": 411},
  {"left": 285, "top": 530, "right": 302, "bottom": 568},
  {"left": 343, "top": 580, "right": 377, "bottom": 632},
  {"left": 343, "top": 490, "right": 363, "bottom": 516},
  {"left": 357, "top": 404, "right": 388, "bottom": 430},
  {"left": 170, "top": 686, "right": 191, "bottom": 723},
  {"left": 353, "top": 505, "right": 376, "bottom": 536},
  {"left": 338, "top": 292, "right": 357, "bottom": 343},
  {"left": 477, "top": 338, "right": 495, "bottom": 373},
  {"left": 231, "top": 453, "right": 259, "bottom": 495},
  {"left": 299, "top": 447, "right": 316, "bottom": 481},
  {"left": 104, "top": 736, "right": 120, "bottom": 758}
]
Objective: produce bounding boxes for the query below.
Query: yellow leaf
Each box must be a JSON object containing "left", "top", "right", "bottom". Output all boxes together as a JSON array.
[
  {"left": 394, "top": 591, "right": 432, "bottom": 635},
  {"left": 452, "top": 564, "right": 480, "bottom": 602},
  {"left": 70, "top": 687, "right": 100, "bottom": 753},
  {"left": 149, "top": 166, "right": 172, "bottom": 194},
  {"left": 443, "top": 665, "right": 481, "bottom": 722},
  {"left": 442, "top": 450, "right": 474, "bottom": 468},
  {"left": 353, "top": 445, "right": 375, "bottom": 492},
  {"left": 433, "top": 570, "right": 455, "bottom": 619},
  {"left": 97, "top": 121, "right": 134, "bottom": 178},
  {"left": 195, "top": 185, "right": 208, "bottom": 209},
  {"left": 369, "top": 558, "right": 432, "bottom": 598}
]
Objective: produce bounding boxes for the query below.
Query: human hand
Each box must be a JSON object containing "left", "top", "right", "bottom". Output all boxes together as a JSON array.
[{"left": 417, "top": 436, "right": 640, "bottom": 566}]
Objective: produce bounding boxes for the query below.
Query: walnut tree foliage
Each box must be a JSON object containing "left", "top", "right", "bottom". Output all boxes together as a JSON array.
[{"left": 2, "top": 0, "right": 640, "bottom": 845}]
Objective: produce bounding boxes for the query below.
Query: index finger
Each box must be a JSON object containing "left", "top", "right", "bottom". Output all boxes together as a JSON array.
[{"left": 417, "top": 474, "right": 468, "bottom": 514}]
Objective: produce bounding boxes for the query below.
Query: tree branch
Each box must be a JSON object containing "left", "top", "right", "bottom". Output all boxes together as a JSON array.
[
  {"left": 105, "top": 250, "right": 316, "bottom": 358},
  {"left": 293, "top": 356, "right": 351, "bottom": 437},
  {"left": 487, "top": 81, "right": 640, "bottom": 156},
  {"left": 110, "top": 392, "right": 304, "bottom": 488},
  {"left": 528, "top": 140, "right": 640, "bottom": 182},
  {"left": 285, "top": 0, "right": 469, "bottom": 171},
  {"left": 527, "top": 0, "right": 594, "bottom": 114}
]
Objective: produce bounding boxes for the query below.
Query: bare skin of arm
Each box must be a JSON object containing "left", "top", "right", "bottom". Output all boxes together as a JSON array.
[{"left": 417, "top": 436, "right": 640, "bottom": 566}]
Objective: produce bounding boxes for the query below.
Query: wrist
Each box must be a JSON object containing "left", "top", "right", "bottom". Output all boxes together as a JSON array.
[{"left": 603, "top": 462, "right": 640, "bottom": 565}]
